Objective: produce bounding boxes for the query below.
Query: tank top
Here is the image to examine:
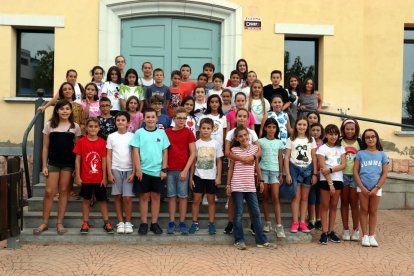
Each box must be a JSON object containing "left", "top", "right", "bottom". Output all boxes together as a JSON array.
[{"left": 299, "top": 93, "right": 318, "bottom": 116}]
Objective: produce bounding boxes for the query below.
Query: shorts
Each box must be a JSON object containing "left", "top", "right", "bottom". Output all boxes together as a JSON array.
[
  {"left": 48, "top": 163, "right": 74, "bottom": 173},
  {"left": 308, "top": 182, "right": 321, "bottom": 205},
  {"left": 80, "top": 184, "right": 108, "bottom": 201},
  {"left": 261, "top": 169, "right": 280, "bottom": 184},
  {"left": 111, "top": 169, "right": 134, "bottom": 197},
  {"left": 289, "top": 162, "right": 312, "bottom": 187},
  {"left": 357, "top": 186, "right": 382, "bottom": 196},
  {"left": 133, "top": 173, "right": 163, "bottom": 194},
  {"left": 319, "top": 180, "right": 344, "bottom": 191},
  {"left": 167, "top": 170, "right": 189, "bottom": 198},
  {"left": 193, "top": 175, "right": 218, "bottom": 194},
  {"left": 343, "top": 174, "right": 357, "bottom": 188}
]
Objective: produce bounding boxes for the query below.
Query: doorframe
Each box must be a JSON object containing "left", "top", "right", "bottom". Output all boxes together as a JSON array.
[{"left": 99, "top": 0, "right": 242, "bottom": 79}]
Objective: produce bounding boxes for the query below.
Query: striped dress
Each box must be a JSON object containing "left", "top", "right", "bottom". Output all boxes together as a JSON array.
[{"left": 230, "top": 144, "right": 258, "bottom": 193}]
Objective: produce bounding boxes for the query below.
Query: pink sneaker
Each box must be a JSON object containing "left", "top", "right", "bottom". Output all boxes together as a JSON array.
[
  {"left": 290, "top": 222, "right": 299, "bottom": 233},
  {"left": 300, "top": 222, "right": 311, "bottom": 233}
]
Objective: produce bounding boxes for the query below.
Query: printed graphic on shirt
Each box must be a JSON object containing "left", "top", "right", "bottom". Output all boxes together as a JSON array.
[
  {"left": 345, "top": 146, "right": 358, "bottom": 161},
  {"left": 196, "top": 147, "right": 215, "bottom": 170},
  {"left": 86, "top": 151, "right": 101, "bottom": 175},
  {"left": 170, "top": 93, "right": 181, "bottom": 108},
  {"left": 324, "top": 149, "right": 341, "bottom": 165},
  {"left": 295, "top": 144, "right": 309, "bottom": 163}
]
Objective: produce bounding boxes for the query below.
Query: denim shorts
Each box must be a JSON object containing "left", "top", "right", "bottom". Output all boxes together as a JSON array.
[
  {"left": 308, "top": 182, "right": 320, "bottom": 205},
  {"left": 167, "top": 170, "right": 189, "bottom": 198},
  {"left": 261, "top": 169, "right": 280, "bottom": 184},
  {"left": 289, "top": 162, "right": 312, "bottom": 187},
  {"left": 343, "top": 174, "right": 357, "bottom": 188},
  {"left": 48, "top": 164, "right": 74, "bottom": 173}
]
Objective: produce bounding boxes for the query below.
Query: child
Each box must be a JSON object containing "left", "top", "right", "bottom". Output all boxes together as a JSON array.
[
  {"left": 354, "top": 129, "right": 389, "bottom": 247},
  {"left": 227, "top": 125, "right": 276, "bottom": 250},
  {"left": 197, "top": 73, "right": 208, "bottom": 88},
  {"left": 119, "top": 68, "right": 145, "bottom": 112},
  {"left": 226, "top": 92, "right": 255, "bottom": 130},
  {"left": 203, "top": 63, "right": 215, "bottom": 90},
  {"left": 74, "top": 117, "right": 114, "bottom": 234},
  {"left": 107, "top": 112, "right": 135, "bottom": 234},
  {"left": 82, "top": 82, "right": 100, "bottom": 118},
  {"left": 165, "top": 107, "right": 196, "bottom": 235},
  {"left": 200, "top": 95, "right": 227, "bottom": 151},
  {"left": 266, "top": 94, "right": 293, "bottom": 151},
  {"left": 221, "top": 89, "right": 232, "bottom": 115},
  {"left": 241, "top": 70, "right": 257, "bottom": 99},
  {"left": 307, "top": 111, "right": 320, "bottom": 126},
  {"left": 208, "top": 72, "right": 224, "bottom": 97},
  {"left": 91, "top": 66, "right": 105, "bottom": 98},
  {"left": 115, "top": 55, "right": 126, "bottom": 82},
  {"left": 285, "top": 116, "right": 318, "bottom": 234},
  {"left": 141, "top": 95, "right": 171, "bottom": 130},
  {"left": 101, "top": 66, "right": 121, "bottom": 115},
  {"left": 33, "top": 99, "right": 81, "bottom": 235},
  {"left": 263, "top": 70, "right": 290, "bottom": 111},
  {"left": 287, "top": 75, "right": 300, "bottom": 126},
  {"left": 145, "top": 68, "right": 171, "bottom": 115},
  {"left": 190, "top": 118, "right": 223, "bottom": 234},
  {"left": 175, "top": 96, "right": 198, "bottom": 137},
  {"left": 226, "top": 70, "right": 243, "bottom": 104},
  {"left": 259, "top": 118, "right": 285, "bottom": 237},
  {"left": 226, "top": 59, "right": 248, "bottom": 87},
  {"left": 298, "top": 78, "right": 322, "bottom": 116},
  {"left": 316, "top": 124, "right": 346, "bottom": 244},
  {"left": 58, "top": 82, "right": 86, "bottom": 136},
  {"left": 168, "top": 70, "right": 185, "bottom": 118},
  {"left": 340, "top": 119, "right": 361, "bottom": 241},
  {"left": 138, "top": 61, "right": 155, "bottom": 87},
  {"left": 130, "top": 108, "right": 170, "bottom": 235},
  {"left": 126, "top": 96, "right": 143, "bottom": 133},
  {"left": 193, "top": 85, "right": 207, "bottom": 120},
  {"left": 247, "top": 80, "right": 270, "bottom": 137},
  {"left": 179, "top": 64, "right": 197, "bottom": 97},
  {"left": 97, "top": 97, "right": 117, "bottom": 140}
]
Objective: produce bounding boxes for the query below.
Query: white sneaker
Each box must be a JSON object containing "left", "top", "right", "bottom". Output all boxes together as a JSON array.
[
  {"left": 202, "top": 194, "right": 208, "bottom": 206},
  {"left": 124, "top": 222, "right": 133, "bottom": 234},
  {"left": 351, "top": 230, "right": 360, "bottom": 241},
  {"left": 361, "top": 235, "right": 370, "bottom": 247},
  {"left": 263, "top": 221, "right": 272, "bottom": 232},
  {"left": 116, "top": 222, "right": 125, "bottom": 234},
  {"left": 369, "top": 235, "right": 379, "bottom": 247},
  {"left": 275, "top": 225, "right": 286, "bottom": 238},
  {"left": 225, "top": 198, "right": 229, "bottom": 210},
  {"left": 342, "top": 229, "right": 351, "bottom": 241}
]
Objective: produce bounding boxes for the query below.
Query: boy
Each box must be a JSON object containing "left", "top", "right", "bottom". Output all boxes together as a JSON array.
[
  {"left": 208, "top": 72, "right": 224, "bottom": 97},
  {"left": 130, "top": 108, "right": 170, "bottom": 235},
  {"left": 263, "top": 70, "right": 290, "bottom": 111},
  {"left": 97, "top": 97, "right": 117, "bottom": 140},
  {"left": 226, "top": 70, "right": 243, "bottom": 104},
  {"left": 141, "top": 95, "right": 172, "bottom": 130},
  {"left": 197, "top": 73, "right": 208, "bottom": 88},
  {"left": 189, "top": 118, "right": 223, "bottom": 234},
  {"left": 165, "top": 107, "right": 196, "bottom": 235},
  {"left": 179, "top": 64, "right": 197, "bottom": 97},
  {"left": 145, "top": 68, "right": 171, "bottom": 114},
  {"left": 107, "top": 111, "right": 135, "bottom": 234},
  {"left": 168, "top": 70, "right": 185, "bottom": 118},
  {"left": 203, "top": 63, "right": 215, "bottom": 90},
  {"left": 74, "top": 118, "right": 113, "bottom": 234}
]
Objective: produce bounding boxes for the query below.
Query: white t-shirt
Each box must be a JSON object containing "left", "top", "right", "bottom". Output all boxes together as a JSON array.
[
  {"left": 106, "top": 131, "right": 134, "bottom": 171},
  {"left": 138, "top": 78, "right": 155, "bottom": 87},
  {"left": 241, "top": 86, "right": 250, "bottom": 100},
  {"left": 226, "top": 128, "right": 258, "bottom": 144},
  {"left": 248, "top": 98, "right": 270, "bottom": 124},
  {"left": 195, "top": 139, "right": 224, "bottom": 180},
  {"left": 316, "top": 144, "right": 345, "bottom": 181},
  {"left": 102, "top": 81, "right": 120, "bottom": 111},
  {"left": 199, "top": 114, "right": 227, "bottom": 150},
  {"left": 286, "top": 137, "right": 317, "bottom": 167},
  {"left": 194, "top": 102, "right": 207, "bottom": 120},
  {"left": 74, "top": 83, "right": 82, "bottom": 104},
  {"left": 208, "top": 89, "right": 222, "bottom": 97}
]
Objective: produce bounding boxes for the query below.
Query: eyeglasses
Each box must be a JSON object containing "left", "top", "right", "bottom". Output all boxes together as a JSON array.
[
  {"left": 175, "top": 117, "right": 187, "bottom": 120},
  {"left": 365, "top": 135, "right": 377, "bottom": 140}
]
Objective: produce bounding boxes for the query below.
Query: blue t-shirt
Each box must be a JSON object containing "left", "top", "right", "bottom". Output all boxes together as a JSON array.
[
  {"left": 141, "top": 114, "right": 172, "bottom": 130},
  {"left": 355, "top": 150, "right": 389, "bottom": 190},
  {"left": 129, "top": 128, "right": 170, "bottom": 177},
  {"left": 145, "top": 84, "right": 171, "bottom": 114},
  {"left": 259, "top": 137, "right": 284, "bottom": 171}
]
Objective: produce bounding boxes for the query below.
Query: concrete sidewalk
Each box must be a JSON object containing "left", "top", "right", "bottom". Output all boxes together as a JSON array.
[{"left": 1, "top": 210, "right": 413, "bottom": 275}]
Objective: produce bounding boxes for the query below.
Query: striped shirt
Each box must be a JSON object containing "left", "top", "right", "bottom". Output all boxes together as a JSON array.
[{"left": 230, "top": 144, "right": 258, "bottom": 192}]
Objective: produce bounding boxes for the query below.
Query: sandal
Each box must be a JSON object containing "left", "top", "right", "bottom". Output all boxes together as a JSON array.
[
  {"left": 56, "top": 222, "right": 67, "bottom": 235},
  {"left": 33, "top": 223, "right": 48, "bottom": 235},
  {"left": 69, "top": 191, "right": 78, "bottom": 198}
]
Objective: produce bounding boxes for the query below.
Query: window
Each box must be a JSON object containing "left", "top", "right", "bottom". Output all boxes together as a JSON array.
[
  {"left": 402, "top": 29, "right": 414, "bottom": 129},
  {"left": 16, "top": 30, "right": 54, "bottom": 97},
  {"left": 284, "top": 38, "right": 318, "bottom": 89}
]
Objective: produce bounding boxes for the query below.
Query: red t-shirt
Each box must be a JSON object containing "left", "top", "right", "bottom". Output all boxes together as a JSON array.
[
  {"left": 178, "top": 80, "right": 197, "bottom": 97},
  {"left": 165, "top": 127, "right": 196, "bottom": 170},
  {"left": 73, "top": 136, "right": 107, "bottom": 184},
  {"left": 168, "top": 86, "right": 186, "bottom": 118}
]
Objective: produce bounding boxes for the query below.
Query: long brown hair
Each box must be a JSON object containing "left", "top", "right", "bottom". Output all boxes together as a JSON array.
[
  {"left": 49, "top": 99, "right": 75, "bottom": 129},
  {"left": 289, "top": 116, "right": 312, "bottom": 143}
]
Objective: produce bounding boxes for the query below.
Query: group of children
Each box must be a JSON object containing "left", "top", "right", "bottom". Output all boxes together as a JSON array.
[{"left": 33, "top": 57, "right": 389, "bottom": 250}]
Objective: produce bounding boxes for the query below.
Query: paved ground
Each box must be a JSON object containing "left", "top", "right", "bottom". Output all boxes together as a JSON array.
[{"left": 1, "top": 210, "right": 414, "bottom": 275}]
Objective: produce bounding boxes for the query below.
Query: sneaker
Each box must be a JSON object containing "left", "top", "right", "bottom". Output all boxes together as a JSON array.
[
  {"left": 342, "top": 229, "right": 351, "bottom": 241},
  {"left": 124, "top": 222, "right": 133, "bottom": 234},
  {"left": 315, "top": 220, "right": 322, "bottom": 230},
  {"left": 249, "top": 224, "right": 255, "bottom": 236},
  {"left": 300, "top": 222, "right": 310, "bottom": 233},
  {"left": 319, "top": 232, "right": 328, "bottom": 245},
  {"left": 275, "top": 225, "right": 286, "bottom": 238},
  {"left": 179, "top": 222, "right": 189, "bottom": 235},
  {"left": 307, "top": 222, "right": 315, "bottom": 230},
  {"left": 224, "top": 222, "right": 233, "bottom": 234},
  {"left": 167, "top": 221, "right": 176, "bottom": 234},
  {"left": 257, "top": 242, "right": 277, "bottom": 249},
  {"left": 369, "top": 235, "right": 379, "bottom": 247},
  {"left": 225, "top": 198, "right": 229, "bottom": 210},
  {"left": 103, "top": 222, "right": 114, "bottom": 234},
  {"left": 150, "top": 223, "right": 163, "bottom": 235},
  {"left": 290, "top": 222, "right": 299, "bottom": 233},
  {"left": 361, "top": 235, "right": 370, "bottom": 247},
  {"left": 263, "top": 221, "right": 272, "bottom": 233},
  {"left": 138, "top": 223, "right": 148, "bottom": 235},
  {"left": 351, "top": 230, "right": 360, "bottom": 241},
  {"left": 329, "top": 231, "right": 341, "bottom": 243},
  {"left": 208, "top": 223, "right": 216, "bottom": 235},
  {"left": 116, "top": 222, "right": 125, "bottom": 234},
  {"left": 234, "top": 241, "right": 247, "bottom": 250},
  {"left": 189, "top": 222, "right": 199, "bottom": 234},
  {"left": 80, "top": 221, "right": 89, "bottom": 234}
]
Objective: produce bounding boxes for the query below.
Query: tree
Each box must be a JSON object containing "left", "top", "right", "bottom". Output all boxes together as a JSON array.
[
  {"left": 284, "top": 51, "right": 315, "bottom": 87},
  {"left": 32, "top": 47, "right": 54, "bottom": 96},
  {"left": 404, "top": 72, "right": 414, "bottom": 126}
]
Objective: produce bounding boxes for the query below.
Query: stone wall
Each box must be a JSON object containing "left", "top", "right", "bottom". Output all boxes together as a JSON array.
[{"left": 389, "top": 158, "right": 414, "bottom": 175}]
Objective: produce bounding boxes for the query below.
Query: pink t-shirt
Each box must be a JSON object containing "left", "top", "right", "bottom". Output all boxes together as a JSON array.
[
  {"left": 128, "top": 112, "right": 143, "bottom": 133},
  {"left": 81, "top": 101, "right": 101, "bottom": 118},
  {"left": 226, "top": 110, "right": 255, "bottom": 130},
  {"left": 230, "top": 144, "right": 258, "bottom": 192}
]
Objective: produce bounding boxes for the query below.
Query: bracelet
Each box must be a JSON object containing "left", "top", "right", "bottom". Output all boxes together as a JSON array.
[
  {"left": 375, "top": 185, "right": 381, "bottom": 189},
  {"left": 328, "top": 182, "right": 334, "bottom": 186},
  {"left": 258, "top": 180, "right": 264, "bottom": 183},
  {"left": 226, "top": 185, "right": 231, "bottom": 189},
  {"left": 329, "top": 168, "right": 333, "bottom": 173}
]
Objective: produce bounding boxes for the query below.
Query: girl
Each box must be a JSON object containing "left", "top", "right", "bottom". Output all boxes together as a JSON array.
[
  {"left": 298, "top": 78, "right": 322, "bottom": 116},
  {"left": 138, "top": 61, "right": 155, "bottom": 87},
  {"left": 226, "top": 58, "right": 249, "bottom": 87},
  {"left": 226, "top": 125, "right": 276, "bottom": 250},
  {"left": 354, "top": 129, "right": 388, "bottom": 247},
  {"left": 241, "top": 70, "right": 257, "bottom": 99},
  {"left": 119, "top": 68, "right": 145, "bottom": 112},
  {"left": 221, "top": 89, "right": 232, "bottom": 115},
  {"left": 285, "top": 117, "right": 318, "bottom": 234},
  {"left": 247, "top": 80, "right": 270, "bottom": 137},
  {"left": 266, "top": 94, "right": 293, "bottom": 151},
  {"left": 226, "top": 92, "right": 255, "bottom": 130},
  {"left": 286, "top": 75, "right": 300, "bottom": 127},
  {"left": 33, "top": 99, "right": 81, "bottom": 235},
  {"left": 91, "top": 66, "right": 105, "bottom": 98},
  {"left": 58, "top": 82, "right": 86, "bottom": 135},
  {"left": 307, "top": 111, "right": 321, "bottom": 126},
  {"left": 115, "top": 55, "right": 126, "bottom": 82},
  {"left": 259, "top": 118, "right": 285, "bottom": 237},
  {"left": 180, "top": 96, "right": 198, "bottom": 137},
  {"left": 101, "top": 66, "right": 121, "bottom": 115},
  {"left": 81, "top": 82, "right": 100, "bottom": 118},
  {"left": 126, "top": 96, "right": 143, "bottom": 133},
  {"left": 193, "top": 85, "right": 207, "bottom": 120},
  {"left": 340, "top": 119, "right": 362, "bottom": 241},
  {"left": 316, "top": 124, "right": 346, "bottom": 245},
  {"left": 200, "top": 95, "right": 227, "bottom": 151}
]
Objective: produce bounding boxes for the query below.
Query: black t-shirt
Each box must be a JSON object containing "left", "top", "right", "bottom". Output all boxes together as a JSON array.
[{"left": 263, "top": 84, "right": 289, "bottom": 103}]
